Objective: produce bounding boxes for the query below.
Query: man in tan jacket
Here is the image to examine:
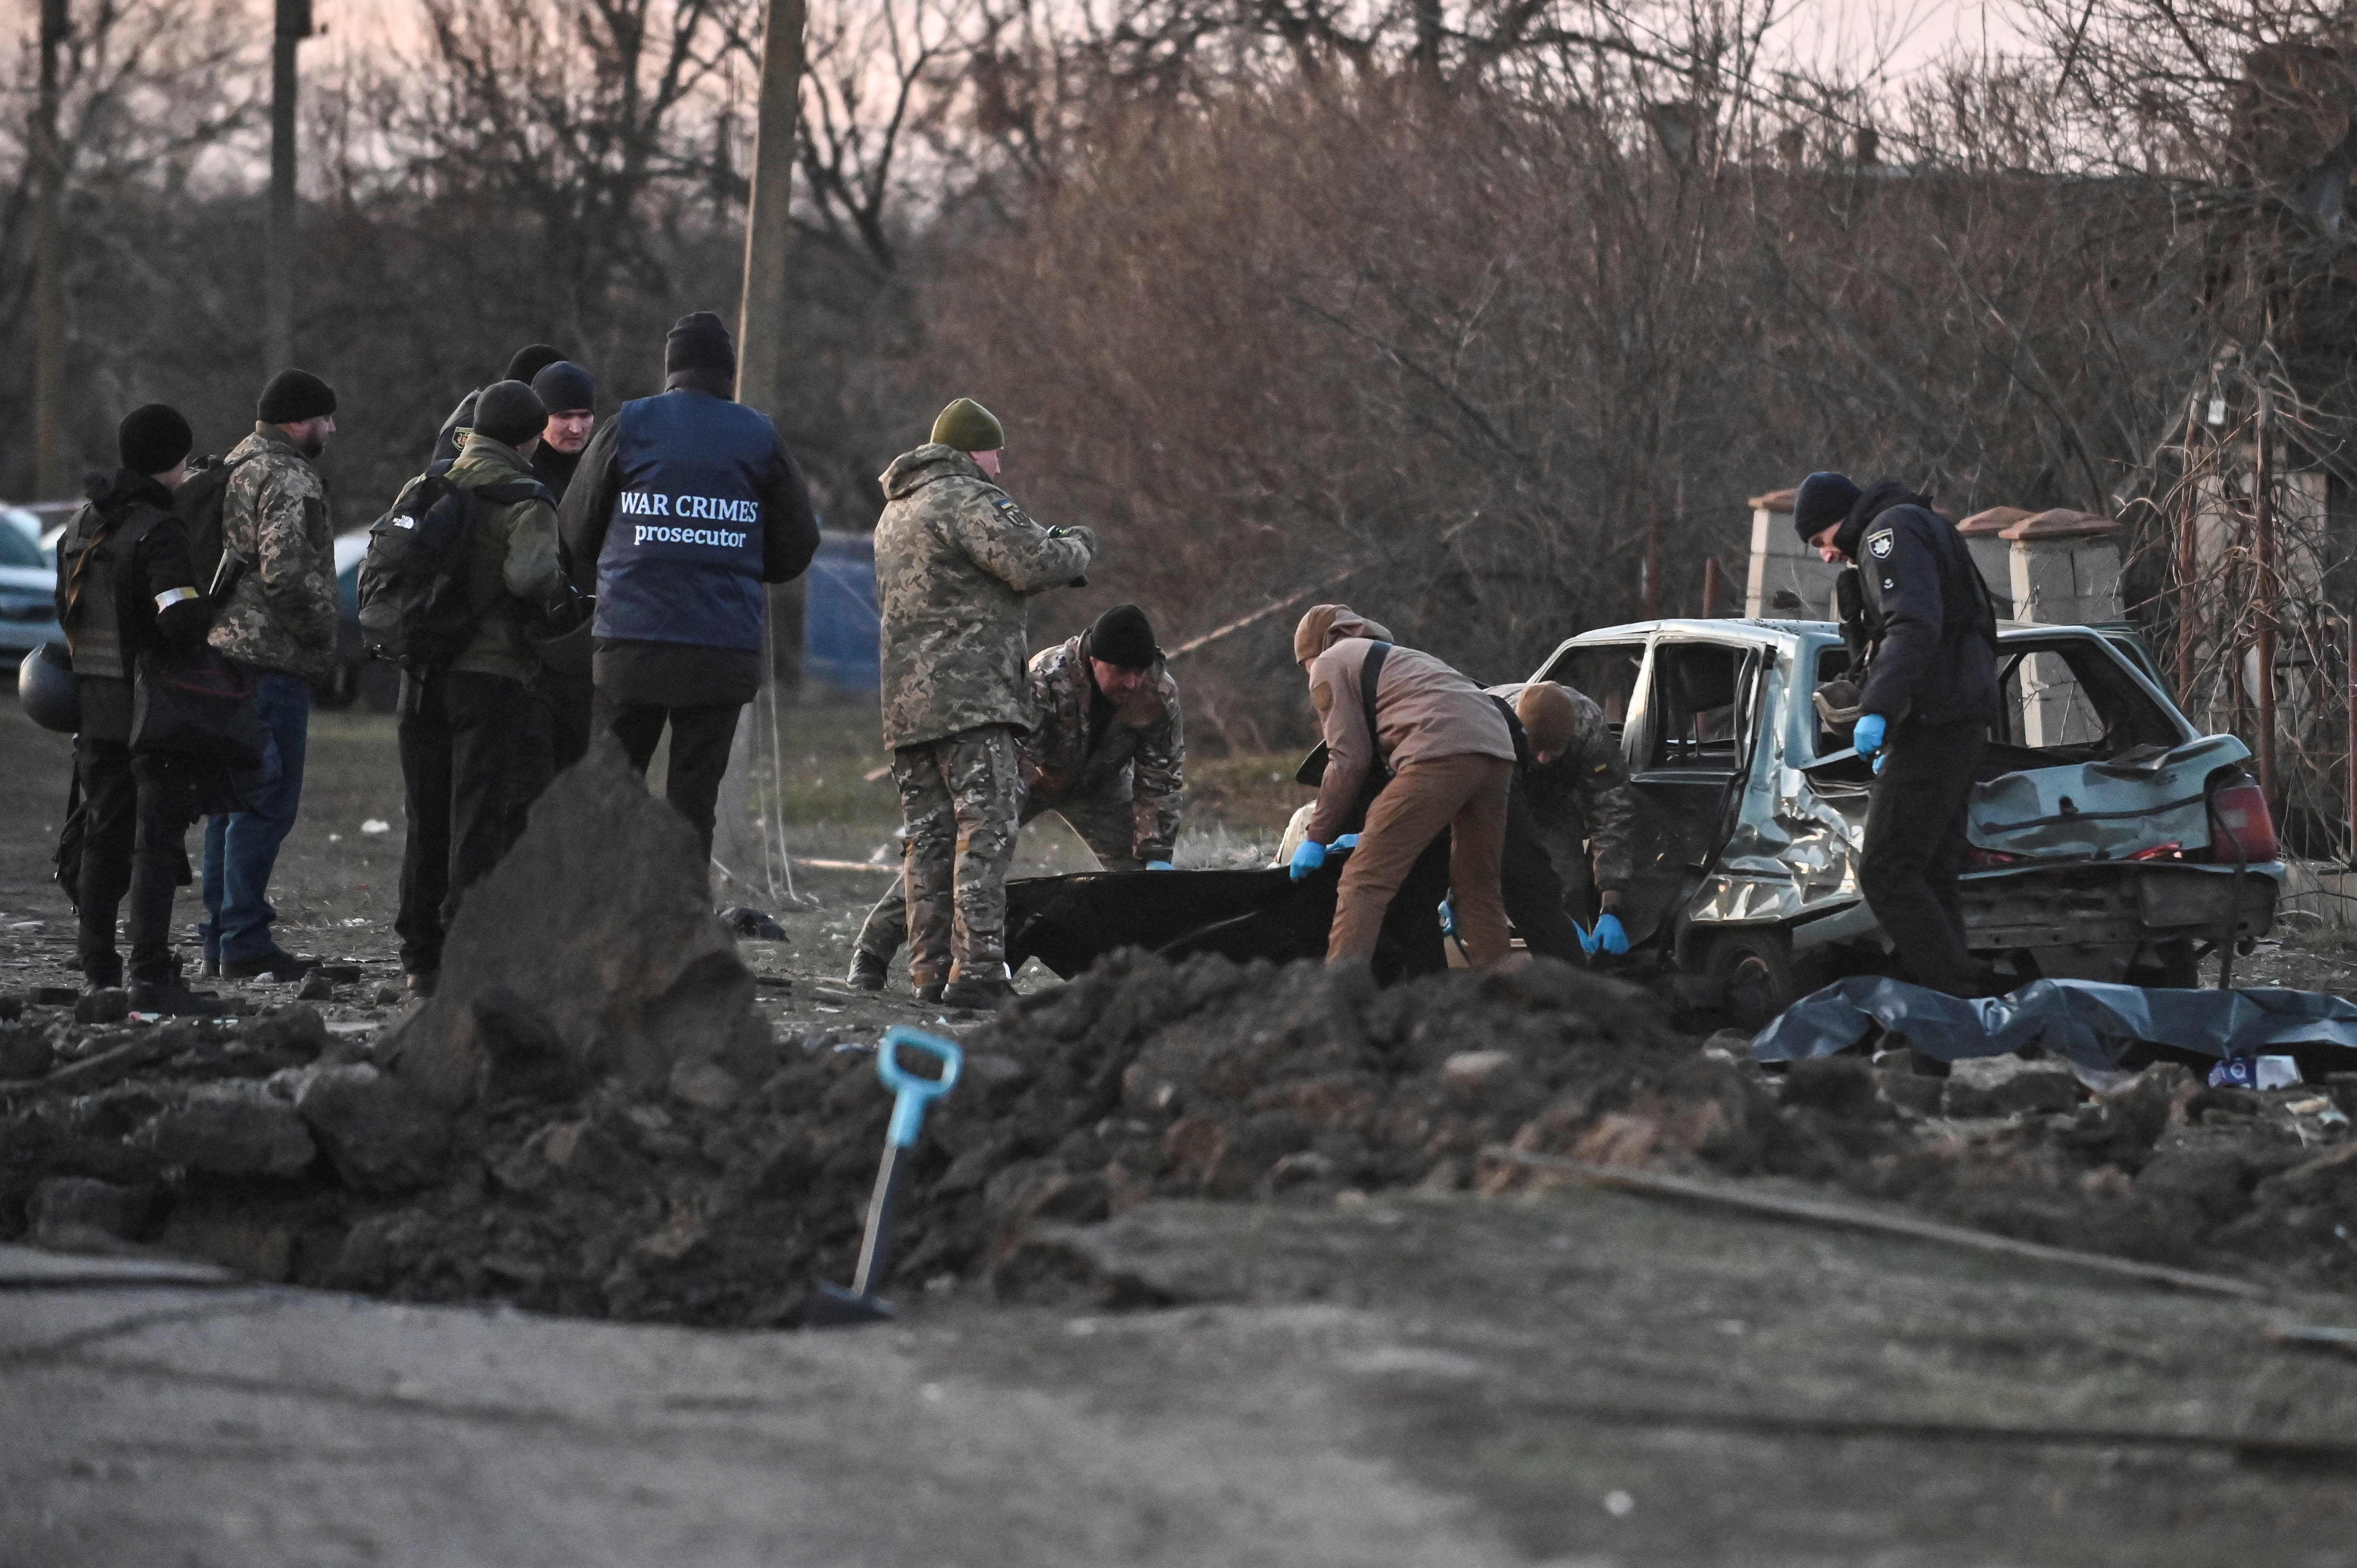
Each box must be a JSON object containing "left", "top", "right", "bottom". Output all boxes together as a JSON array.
[{"left": 1290, "top": 605, "right": 1517, "bottom": 968}]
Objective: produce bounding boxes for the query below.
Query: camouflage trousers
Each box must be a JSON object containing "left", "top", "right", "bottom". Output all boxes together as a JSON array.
[
  {"left": 856, "top": 785, "right": 1143, "bottom": 970},
  {"left": 891, "top": 725, "right": 1024, "bottom": 986}
]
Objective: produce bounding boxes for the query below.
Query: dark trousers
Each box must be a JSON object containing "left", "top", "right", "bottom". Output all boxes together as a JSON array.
[
  {"left": 1500, "top": 779, "right": 1584, "bottom": 964},
  {"left": 199, "top": 667, "right": 310, "bottom": 965},
  {"left": 508, "top": 667, "right": 597, "bottom": 843},
  {"left": 76, "top": 739, "right": 195, "bottom": 988},
  {"left": 1860, "top": 719, "right": 1983, "bottom": 996},
  {"left": 599, "top": 695, "right": 742, "bottom": 856},
  {"left": 396, "top": 669, "right": 532, "bottom": 974}
]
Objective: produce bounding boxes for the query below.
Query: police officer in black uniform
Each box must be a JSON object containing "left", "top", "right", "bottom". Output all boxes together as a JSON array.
[
  {"left": 52, "top": 405, "right": 222, "bottom": 1015},
  {"left": 1793, "top": 471, "right": 2000, "bottom": 997},
  {"left": 558, "top": 311, "right": 821, "bottom": 852}
]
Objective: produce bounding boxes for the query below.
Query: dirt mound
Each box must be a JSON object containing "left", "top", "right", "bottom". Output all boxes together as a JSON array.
[
  {"left": 6, "top": 951, "right": 2356, "bottom": 1320},
  {"left": 322, "top": 953, "right": 1729, "bottom": 1323}
]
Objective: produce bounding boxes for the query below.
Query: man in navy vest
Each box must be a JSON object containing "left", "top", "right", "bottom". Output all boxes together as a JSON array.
[{"left": 558, "top": 312, "right": 820, "bottom": 852}]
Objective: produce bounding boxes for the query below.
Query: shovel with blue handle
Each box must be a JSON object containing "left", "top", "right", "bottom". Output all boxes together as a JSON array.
[{"left": 807, "top": 1026, "right": 963, "bottom": 1327}]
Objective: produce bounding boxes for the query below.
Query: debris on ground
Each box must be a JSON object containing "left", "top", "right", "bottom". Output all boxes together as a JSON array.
[{"left": 7, "top": 934, "right": 2357, "bottom": 1321}]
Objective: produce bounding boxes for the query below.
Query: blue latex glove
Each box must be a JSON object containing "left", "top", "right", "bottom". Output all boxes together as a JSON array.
[
  {"left": 1851, "top": 712, "right": 1888, "bottom": 766},
  {"left": 1591, "top": 911, "right": 1629, "bottom": 955},
  {"left": 1145, "top": 860, "right": 1174, "bottom": 871},
  {"left": 1439, "top": 898, "right": 1457, "bottom": 937},
  {"left": 1288, "top": 840, "right": 1326, "bottom": 881},
  {"left": 1333, "top": 833, "right": 1361, "bottom": 850}
]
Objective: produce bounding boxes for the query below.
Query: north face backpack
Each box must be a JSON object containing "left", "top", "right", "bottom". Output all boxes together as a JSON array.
[{"left": 357, "top": 475, "right": 549, "bottom": 671}]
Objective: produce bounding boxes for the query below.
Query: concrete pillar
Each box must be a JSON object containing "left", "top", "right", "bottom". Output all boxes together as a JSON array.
[
  {"left": 1954, "top": 507, "right": 2025, "bottom": 617},
  {"left": 2001, "top": 509, "right": 2121, "bottom": 747},
  {"left": 1743, "top": 489, "right": 1844, "bottom": 619}
]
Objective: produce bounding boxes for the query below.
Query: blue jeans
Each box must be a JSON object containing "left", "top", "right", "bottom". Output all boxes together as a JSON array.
[{"left": 200, "top": 669, "right": 312, "bottom": 964}]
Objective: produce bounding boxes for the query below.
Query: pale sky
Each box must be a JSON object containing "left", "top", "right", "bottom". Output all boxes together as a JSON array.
[{"left": 1791, "top": 0, "right": 2044, "bottom": 81}]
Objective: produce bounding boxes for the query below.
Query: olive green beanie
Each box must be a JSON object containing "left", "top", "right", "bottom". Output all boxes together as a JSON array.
[{"left": 931, "top": 397, "right": 1005, "bottom": 453}]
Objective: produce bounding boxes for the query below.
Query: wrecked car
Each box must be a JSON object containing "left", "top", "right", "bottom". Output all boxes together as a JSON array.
[
  {"left": 1005, "top": 618, "right": 2279, "bottom": 1009},
  {"left": 1533, "top": 617, "right": 2281, "bottom": 1007}
]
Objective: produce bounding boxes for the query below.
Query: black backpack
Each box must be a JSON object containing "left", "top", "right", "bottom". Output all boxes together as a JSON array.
[
  {"left": 357, "top": 475, "right": 549, "bottom": 671},
  {"left": 172, "top": 452, "right": 258, "bottom": 611}
]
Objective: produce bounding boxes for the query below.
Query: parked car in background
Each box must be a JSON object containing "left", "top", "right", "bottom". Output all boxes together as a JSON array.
[
  {"left": 0, "top": 506, "right": 60, "bottom": 662},
  {"left": 1533, "top": 617, "right": 2280, "bottom": 1008},
  {"left": 326, "top": 529, "right": 397, "bottom": 711}
]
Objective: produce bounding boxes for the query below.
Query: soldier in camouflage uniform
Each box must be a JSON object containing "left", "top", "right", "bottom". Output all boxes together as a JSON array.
[
  {"left": 873, "top": 397, "right": 1097, "bottom": 1010},
  {"left": 200, "top": 369, "right": 342, "bottom": 982},
  {"left": 1489, "top": 680, "right": 1640, "bottom": 957},
  {"left": 849, "top": 604, "right": 1183, "bottom": 989}
]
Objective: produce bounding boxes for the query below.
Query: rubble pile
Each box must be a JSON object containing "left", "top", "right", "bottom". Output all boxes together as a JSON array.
[
  {"left": 6, "top": 738, "right": 2356, "bottom": 1317},
  {"left": 7, "top": 941, "right": 2357, "bottom": 1320}
]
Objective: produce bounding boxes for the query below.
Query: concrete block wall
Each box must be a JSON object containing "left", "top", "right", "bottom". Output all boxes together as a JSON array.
[{"left": 1742, "top": 490, "right": 1845, "bottom": 619}]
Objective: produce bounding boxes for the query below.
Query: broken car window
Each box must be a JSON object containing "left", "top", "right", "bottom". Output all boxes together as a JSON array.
[
  {"left": 1539, "top": 642, "right": 1644, "bottom": 739},
  {"left": 1988, "top": 637, "right": 2182, "bottom": 768},
  {"left": 1646, "top": 643, "right": 1747, "bottom": 771}
]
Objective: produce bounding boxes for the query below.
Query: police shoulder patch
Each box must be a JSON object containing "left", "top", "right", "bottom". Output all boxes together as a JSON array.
[
  {"left": 1866, "top": 529, "right": 1895, "bottom": 559},
  {"left": 1311, "top": 681, "right": 1334, "bottom": 714}
]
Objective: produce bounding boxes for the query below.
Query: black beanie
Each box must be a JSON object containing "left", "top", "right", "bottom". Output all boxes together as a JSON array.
[
  {"left": 504, "top": 343, "right": 567, "bottom": 384},
  {"left": 664, "top": 311, "right": 736, "bottom": 378},
  {"left": 257, "top": 368, "right": 337, "bottom": 424},
  {"left": 1087, "top": 603, "right": 1160, "bottom": 669},
  {"left": 472, "top": 380, "right": 549, "bottom": 446},
  {"left": 1791, "top": 471, "right": 1863, "bottom": 545},
  {"left": 118, "top": 404, "right": 193, "bottom": 476},
  {"left": 531, "top": 360, "right": 596, "bottom": 413}
]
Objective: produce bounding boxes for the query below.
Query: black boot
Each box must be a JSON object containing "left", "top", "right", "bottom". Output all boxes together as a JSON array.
[
  {"left": 128, "top": 979, "right": 227, "bottom": 1017},
  {"left": 938, "top": 975, "right": 1017, "bottom": 1012},
  {"left": 846, "top": 952, "right": 888, "bottom": 993}
]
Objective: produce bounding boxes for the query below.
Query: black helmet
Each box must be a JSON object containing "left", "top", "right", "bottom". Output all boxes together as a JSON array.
[{"left": 19, "top": 643, "right": 79, "bottom": 734}]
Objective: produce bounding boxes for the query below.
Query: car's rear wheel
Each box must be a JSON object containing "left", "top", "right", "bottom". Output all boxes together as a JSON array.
[
  {"left": 1697, "top": 926, "right": 1799, "bottom": 1027},
  {"left": 2125, "top": 938, "right": 2200, "bottom": 989}
]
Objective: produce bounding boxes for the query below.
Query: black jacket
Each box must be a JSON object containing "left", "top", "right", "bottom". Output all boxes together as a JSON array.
[
  {"left": 557, "top": 368, "right": 821, "bottom": 707},
  {"left": 1840, "top": 479, "right": 2000, "bottom": 727},
  {"left": 54, "top": 470, "right": 207, "bottom": 675}
]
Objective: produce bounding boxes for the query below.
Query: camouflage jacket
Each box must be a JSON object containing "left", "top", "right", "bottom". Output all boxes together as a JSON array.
[
  {"left": 874, "top": 445, "right": 1097, "bottom": 749},
  {"left": 208, "top": 425, "right": 338, "bottom": 682},
  {"left": 1490, "top": 680, "right": 1638, "bottom": 893},
  {"left": 1021, "top": 635, "right": 1185, "bottom": 862}
]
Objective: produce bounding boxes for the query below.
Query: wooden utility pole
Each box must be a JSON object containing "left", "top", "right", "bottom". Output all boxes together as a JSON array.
[
  {"left": 712, "top": 0, "right": 808, "bottom": 896},
  {"left": 2254, "top": 388, "right": 2281, "bottom": 817},
  {"left": 265, "top": 0, "right": 312, "bottom": 373},
  {"left": 736, "top": 0, "right": 809, "bottom": 694},
  {"left": 34, "top": 0, "right": 70, "bottom": 499},
  {"left": 1701, "top": 555, "right": 1725, "bottom": 618},
  {"left": 1642, "top": 496, "right": 1662, "bottom": 618},
  {"left": 2176, "top": 400, "right": 2201, "bottom": 705}
]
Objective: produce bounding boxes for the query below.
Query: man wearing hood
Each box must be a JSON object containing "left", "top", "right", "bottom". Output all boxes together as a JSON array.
[
  {"left": 847, "top": 601, "right": 1180, "bottom": 994},
  {"left": 1793, "top": 471, "right": 2000, "bottom": 996},
  {"left": 559, "top": 312, "right": 820, "bottom": 852},
  {"left": 1290, "top": 605, "right": 1518, "bottom": 970},
  {"left": 427, "top": 344, "right": 568, "bottom": 475},
  {"left": 506, "top": 358, "right": 600, "bottom": 831},
  {"left": 393, "top": 381, "right": 569, "bottom": 997},
  {"left": 53, "top": 406, "right": 221, "bottom": 1015},
  {"left": 873, "top": 397, "right": 1097, "bottom": 1010}
]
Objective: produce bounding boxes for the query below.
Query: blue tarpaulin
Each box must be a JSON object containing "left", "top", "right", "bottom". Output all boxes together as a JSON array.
[
  {"left": 1751, "top": 977, "right": 2357, "bottom": 1072},
  {"left": 803, "top": 530, "right": 878, "bottom": 693}
]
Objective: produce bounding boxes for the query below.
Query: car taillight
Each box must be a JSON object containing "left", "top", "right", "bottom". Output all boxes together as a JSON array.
[
  {"left": 1966, "top": 847, "right": 2024, "bottom": 867},
  {"left": 2208, "top": 783, "right": 2278, "bottom": 864},
  {"left": 2127, "top": 840, "right": 2183, "bottom": 862}
]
